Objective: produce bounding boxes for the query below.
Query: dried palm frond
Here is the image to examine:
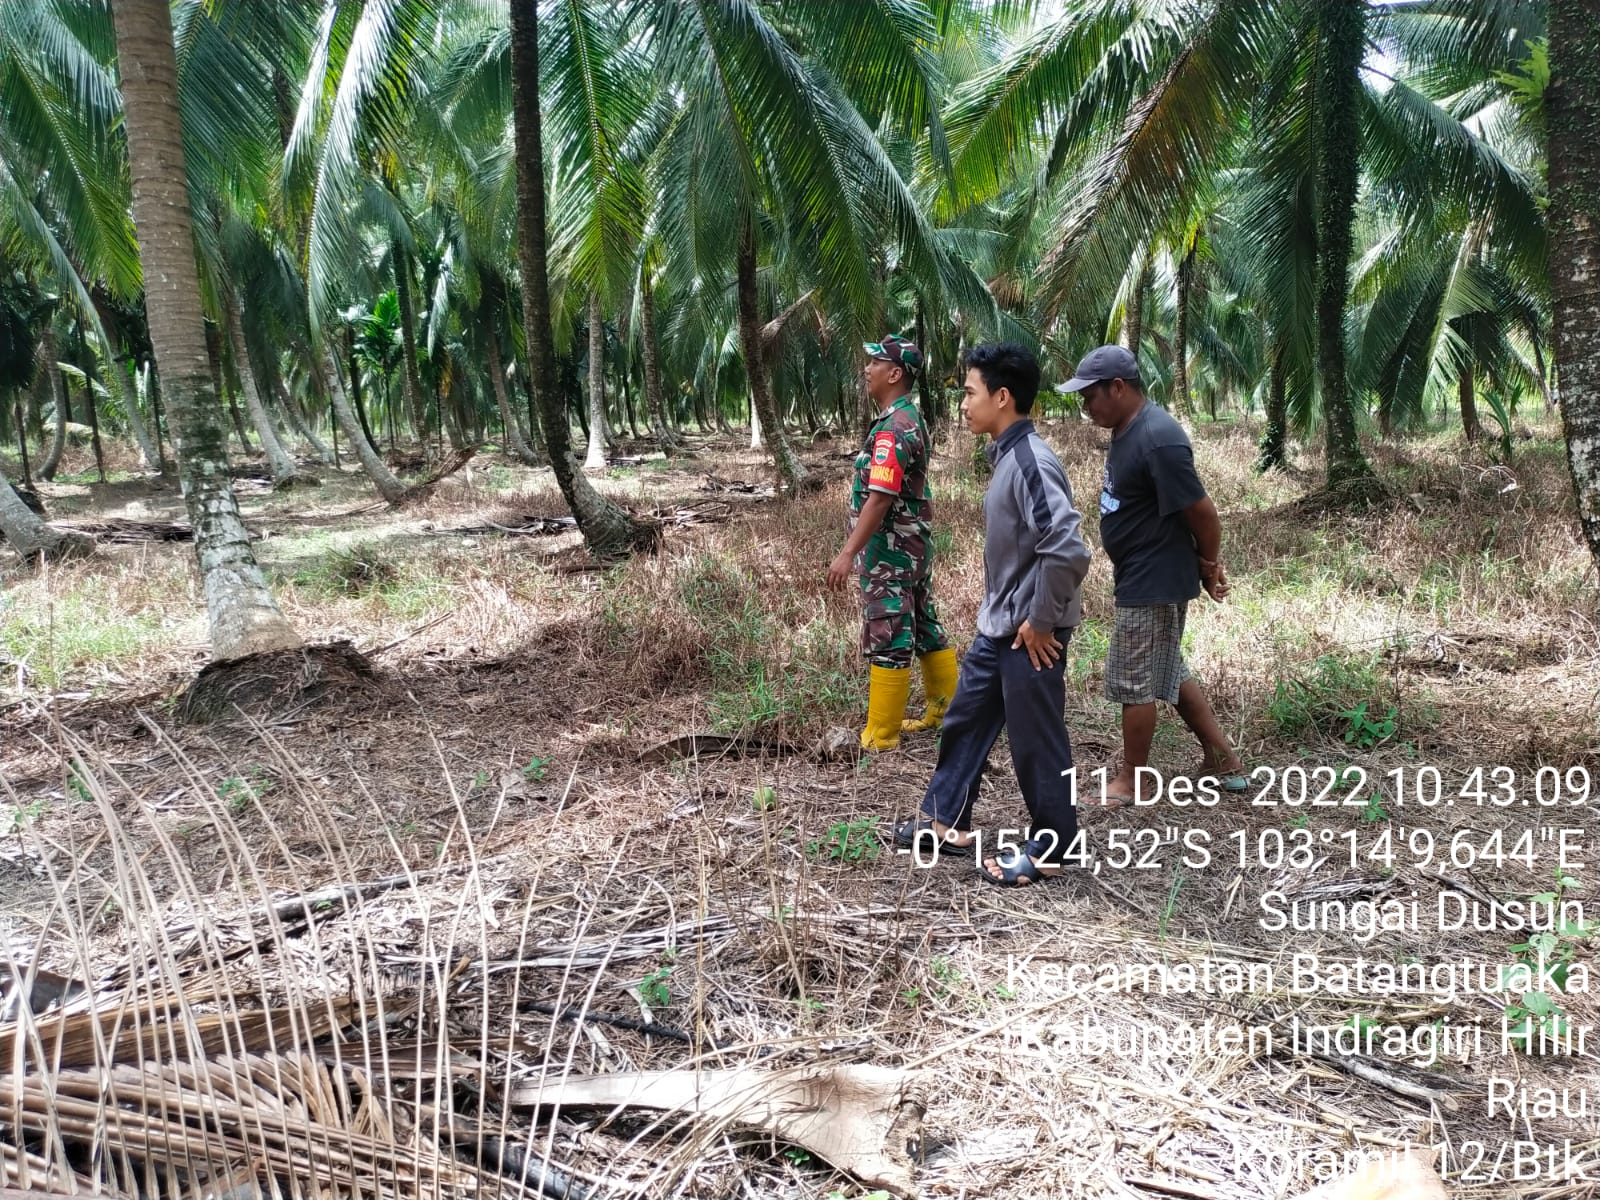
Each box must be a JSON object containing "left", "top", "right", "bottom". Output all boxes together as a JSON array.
[{"left": 3, "top": 1051, "right": 508, "bottom": 1200}]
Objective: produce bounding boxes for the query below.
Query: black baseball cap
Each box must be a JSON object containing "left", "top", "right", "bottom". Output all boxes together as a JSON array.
[{"left": 1062, "top": 344, "right": 1141, "bottom": 392}]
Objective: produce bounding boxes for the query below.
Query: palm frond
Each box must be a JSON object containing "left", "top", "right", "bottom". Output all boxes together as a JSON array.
[
  {"left": 1032, "top": 0, "right": 1284, "bottom": 323},
  {"left": 1363, "top": 79, "right": 1545, "bottom": 277},
  {"left": 777, "top": 0, "right": 954, "bottom": 186},
  {"left": 543, "top": 0, "right": 650, "bottom": 302},
  {"left": 303, "top": 0, "right": 438, "bottom": 327},
  {"left": 0, "top": 0, "right": 140, "bottom": 298}
]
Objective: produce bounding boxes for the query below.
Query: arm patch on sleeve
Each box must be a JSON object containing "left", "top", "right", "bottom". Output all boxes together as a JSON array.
[{"left": 867, "top": 430, "right": 903, "bottom": 491}]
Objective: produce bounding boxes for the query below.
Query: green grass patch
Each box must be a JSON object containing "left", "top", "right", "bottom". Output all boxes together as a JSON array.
[
  {"left": 49, "top": 468, "right": 141, "bottom": 486},
  {"left": 0, "top": 590, "right": 169, "bottom": 690},
  {"left": 708, "top": 621, "right": 861, "bottom": 732},
  {"left": 1067, "top": 618, "right": 1109, "bottom": 686},
  {"left": 1410, "top": 561, "right": 1462, "bottom": 613},
  {"left": 374, "top": 576, "right": 455, "bottom": 620},
  {"left": 1266, "top": 651, "right": 1383, "bottom": 739},
  {"left": 283, "top": 540, "right": 454, "bottom": 620},
  {"left": 291, "top": 541, "right": 399, "bottom": 596},
  {"left": 668, "top": 554, "right": 862, "bottom": 732},
  {"left": 1265, "top": 650, "right": 1436, "bottom": 749},
  {"left": 805, "top": 817, "right": 882, "bottom": 866}
]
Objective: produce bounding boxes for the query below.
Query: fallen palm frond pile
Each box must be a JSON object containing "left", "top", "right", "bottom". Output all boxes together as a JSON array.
[
  {"left": 0, "top": 721, "right": 927, "bottom": 1200},
  {"left": 696, "top": 475, "right": 773, "bottom": 499},
  {"left": 444, "top": 502, "right": 732, "bottom": 541},
  {"left": 51, "top": 518, "right": 197, "bottom": 544}
]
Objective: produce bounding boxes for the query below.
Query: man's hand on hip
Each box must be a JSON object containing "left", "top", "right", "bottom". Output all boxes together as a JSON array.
[{"left": 1012, "top": 620, "right": 1061, "bottom": 671}]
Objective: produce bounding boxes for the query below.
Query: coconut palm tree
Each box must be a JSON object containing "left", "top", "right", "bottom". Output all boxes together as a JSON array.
[
  {"left": 946, "top": 0, "right": 1541, "bottom": 494},
  {"left": 641, "top": 0, "right": 958, "bottom": 491},
  {"left": 110, "top": 0, "right": 300, "bottom": 660},
  {"left": 1, "top": 291, "right": 87, "bottom": 557},
  {"left": 509, "top": 0, "right": 654, "bottom": 555}
]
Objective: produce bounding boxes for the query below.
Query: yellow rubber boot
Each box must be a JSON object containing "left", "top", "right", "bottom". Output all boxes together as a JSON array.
[
  {"left": 902, "top": 647, "right": 959, "bottom": 733},
  {"left": 861, "top": 665, "right": 911, "bottom": 751}
]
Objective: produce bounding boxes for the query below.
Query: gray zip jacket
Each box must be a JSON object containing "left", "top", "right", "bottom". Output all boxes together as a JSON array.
[{"left": 977, "top": 419, "right": 1092, "bottom": 639}]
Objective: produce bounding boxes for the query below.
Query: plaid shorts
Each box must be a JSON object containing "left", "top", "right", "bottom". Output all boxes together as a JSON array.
[{"left": 1105, "top": 603, "right": 1192, "bottom": 705}]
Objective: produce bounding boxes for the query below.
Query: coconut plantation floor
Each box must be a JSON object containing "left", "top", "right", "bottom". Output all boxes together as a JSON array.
[{"left": 3, "top": 419, "right": 1599, "bottom": 1200}]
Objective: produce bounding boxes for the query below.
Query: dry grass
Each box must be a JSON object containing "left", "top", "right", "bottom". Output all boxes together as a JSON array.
[{"left": 3, "top": 422, "right": 1600, "bottom": 1199}]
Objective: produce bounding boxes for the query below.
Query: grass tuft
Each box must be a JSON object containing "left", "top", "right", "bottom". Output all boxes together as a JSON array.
[{"left": 293, "top": 541, "right": 400, "bottom": 596}]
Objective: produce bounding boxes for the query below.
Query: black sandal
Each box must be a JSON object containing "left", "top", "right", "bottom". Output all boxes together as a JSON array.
[
  {"left": 893, "top": 817, "right": 974, "bottom": 856},
  {"left": 977, "top": 849, "right": 1062, "bottom": 888}
]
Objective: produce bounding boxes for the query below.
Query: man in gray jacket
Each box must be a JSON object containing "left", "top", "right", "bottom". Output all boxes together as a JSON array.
[{"left": 893, "top": 342, "right": 1092, "bottom": 887}]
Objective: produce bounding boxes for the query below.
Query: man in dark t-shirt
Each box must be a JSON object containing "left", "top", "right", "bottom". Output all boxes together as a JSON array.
[{"left": 1063, "top": 345, "right": 1246, "bottom": 807}]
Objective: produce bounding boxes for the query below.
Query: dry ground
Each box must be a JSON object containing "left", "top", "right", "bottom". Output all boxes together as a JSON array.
[{"left": 3, "top": 415, "right": 1600, "bottom": 1200}]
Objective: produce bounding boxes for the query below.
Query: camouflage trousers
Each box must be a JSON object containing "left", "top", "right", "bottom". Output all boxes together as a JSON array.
[{"left": 860, "top": 573, "right": 949, "bottom": 669}]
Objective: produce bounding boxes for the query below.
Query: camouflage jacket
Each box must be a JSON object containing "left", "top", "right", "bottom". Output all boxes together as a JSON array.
[{"left": 849, "top": 394, "right": 934, "bottom": 581}]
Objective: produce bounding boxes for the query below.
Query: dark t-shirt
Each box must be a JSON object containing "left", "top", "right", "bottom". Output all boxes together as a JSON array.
[{"left": 1098, "top": 402, "right": 1206, "bottom": 604}]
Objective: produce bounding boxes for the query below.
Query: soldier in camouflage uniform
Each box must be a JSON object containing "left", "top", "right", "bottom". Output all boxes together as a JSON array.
[{"left": 826, "top": 336, "right": 959, "bottom": 751}]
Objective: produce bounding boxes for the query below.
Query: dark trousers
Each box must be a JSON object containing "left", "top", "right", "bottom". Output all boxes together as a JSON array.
[{"left": 918, "top": 629, "right": 1077, "bottom": 855}]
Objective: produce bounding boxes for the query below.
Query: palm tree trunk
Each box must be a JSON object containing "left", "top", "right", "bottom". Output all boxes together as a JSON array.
[
  {"left": 81, "top": 365, "right": 106, "bottom": 482},
  {"left": 227, "top": 384, "right": 251, "bottom": 451},
  {"left": 1458, "top": 368, "right": 1480, "bottom": 444},
  {"left": 317, "top": 345, "right": 407, "bottom": 503},
  {"left": 11, "top": 392, "right": 32, "bottom": 486},
  {"left": 442, "top": 375, "right": 468, "bottom": 451},
  {"left": 1174, "top": 248, "right": 1193, "bottom": 415},
  {"left": 27, "top": 367, "right": 51, "bottom": 468},
  {"left": 1534, "top": 339, "right": 1556, "bottom": 414},
  {"left": 801, "top": 377, "right": 821, "bottom": 434},
  {"left": 621, "top": 361, "right": 641, "bottom": 439},
  {"left": 208, "top": 322, "right": 252, "bottom": 453},
  {"left": 640, "top": 276, "right": 677, "bottom": 451},
  {"left": 344, "top": 330, "right": 378, "bottom": 454},
  {"left": 278, "top": 376, "right": 334, "bottom": 465},
  {"left": 112, "top": 0, "right": 299, "bottom": 660},
  {"left": 737, "top": 215, "right": 812, "bottom": 494},
  {"left": 145, "top": 361, "right": 168, "bottom": 472},
  {"left": 203, "top": 322, "right": 229, "bottom": 447},
  {"left": 112, "top": 358, "right": 157, "bottom": 469},
  {"left": 38, "top": 330, "right": 66, "bottom": 481},
  {"left": 1, "top": 464, "right": 91, "bottom": 561},
  {"left": 508, "top": 0, "right": 652, "bottom": 555},
  {"left": 1256, "top": 342, "right": 1289, "bottom": 472},
  {"left": 518, "top": 369, "right": 541, "bottom": 452},
  {"left": 1549, "top": 0, "right": 1600, "bottom": 578},
  {"left": 393, "top": 245, "right": 427, "bottom": 448},
  {"left": 1315, "top": 0, "right": 1378, "bottom": 495},
  {"left": 225, "top": 290, "right": 305, "bottom": 487},
  {"left": 584, "top": 292, "right": 610, "bottom": 471},
  {"left": 487, "top": 322, "right": 540, "bottom": 466},
  {"left": 24, "top": 369, "right": 43, "bottom": 446}
]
